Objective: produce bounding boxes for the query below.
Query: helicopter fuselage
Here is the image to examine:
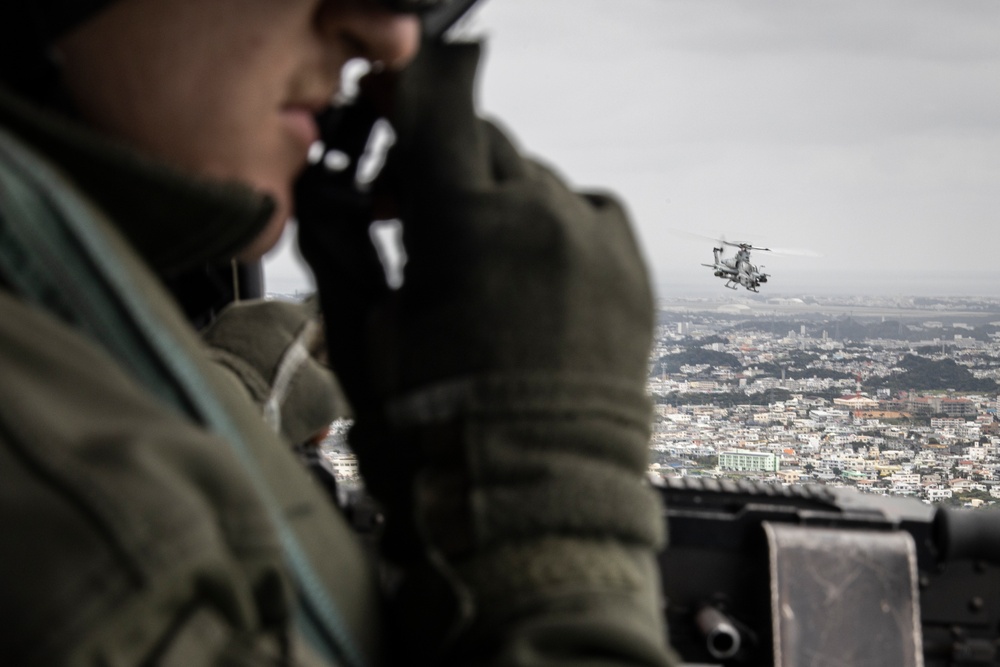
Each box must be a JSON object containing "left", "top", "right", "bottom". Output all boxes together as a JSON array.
[{"left": 702, "top": 244, "right": 769, "bottom": 292}]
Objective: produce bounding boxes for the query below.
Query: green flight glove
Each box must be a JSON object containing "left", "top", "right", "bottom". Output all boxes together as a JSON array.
[
  {"left": 299, "top": 40, "right": 675, "bottom": 667},
  {"left": 201, "top": 297, "right": 347, "bottom": 446}
]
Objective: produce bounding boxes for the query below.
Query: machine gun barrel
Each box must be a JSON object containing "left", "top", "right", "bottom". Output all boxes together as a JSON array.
[{"left": 695, "top": 605, "right": 742, "bottom": 660}]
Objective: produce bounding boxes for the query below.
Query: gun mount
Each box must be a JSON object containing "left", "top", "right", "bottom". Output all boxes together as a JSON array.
[{"left": 656, "top": 476, "right": 1000, "bottom": 666}]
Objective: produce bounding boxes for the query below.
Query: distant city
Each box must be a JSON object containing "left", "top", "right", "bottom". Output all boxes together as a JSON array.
[
  {"left": 646, "top": 292, "right": 1000, "bottom": 507},
  {"left": 278, "top": 286, "right": 1000, "bottom": 509}
]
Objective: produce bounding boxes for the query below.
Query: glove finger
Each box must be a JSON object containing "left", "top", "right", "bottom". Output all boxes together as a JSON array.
[{"left": 391, "top": 40, "right": 491, "bottom": 190}]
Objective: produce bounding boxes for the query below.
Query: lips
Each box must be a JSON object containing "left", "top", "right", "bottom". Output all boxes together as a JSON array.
[{"left": 280, "top": 106, "right": 321, "bottom": 153}]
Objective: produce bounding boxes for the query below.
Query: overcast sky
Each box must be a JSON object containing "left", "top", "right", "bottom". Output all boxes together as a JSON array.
[{"left": 265, "top": 0, "right": 1000, "bottom": 297}]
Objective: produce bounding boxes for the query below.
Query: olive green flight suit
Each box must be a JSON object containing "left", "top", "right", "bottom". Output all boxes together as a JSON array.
[
  {"left": 0, "top": 81, "right": 677, "bottom": 667},
  {"left": 0, "top": 86, "right": 379, "bottom": 667}
]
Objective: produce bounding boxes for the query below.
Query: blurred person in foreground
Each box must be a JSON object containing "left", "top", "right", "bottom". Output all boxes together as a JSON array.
[{"left": 0, "top": 1, "right": 677, "bottom": 665}]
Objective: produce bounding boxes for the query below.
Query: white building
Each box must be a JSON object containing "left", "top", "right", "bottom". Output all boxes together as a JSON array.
[
  {"left": 719, "top": 449, "right": 780, "bottom": 473},
  {"left": 926, "top": 487, "right": 953, "bottom": 502},
  {"left": 966, "top": 446, "right": 988, "bottom": 461},
  {"left": 324, "top": 453, "right": 360, "bottom": 480}
]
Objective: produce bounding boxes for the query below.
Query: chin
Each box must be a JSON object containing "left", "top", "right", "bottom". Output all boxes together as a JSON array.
[
  {"left": 237, "top": 202, "right": 291, "bottom": 261},
  {"left": 232, "top": 173, "right": 295, "bottom": 260}
]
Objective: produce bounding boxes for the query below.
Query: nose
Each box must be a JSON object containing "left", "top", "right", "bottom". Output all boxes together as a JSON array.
[{"left": 320, "top": 5, "right": 422, "bottom": 70}]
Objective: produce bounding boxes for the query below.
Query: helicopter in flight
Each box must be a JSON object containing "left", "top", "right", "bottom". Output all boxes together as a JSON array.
[{"left": 702, "top": 241, "right": 771, "bottom": 292}]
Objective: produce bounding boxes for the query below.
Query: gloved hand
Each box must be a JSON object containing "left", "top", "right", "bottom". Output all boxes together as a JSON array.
[
  {"left": 201, "top": 297, "right": 347, "bottom": 446},
  {"left": 303, "top": 49, "right": 654, "bottom": 405},
  {"left": 298, "top": 41, "right": 675, "bottom": 667}
]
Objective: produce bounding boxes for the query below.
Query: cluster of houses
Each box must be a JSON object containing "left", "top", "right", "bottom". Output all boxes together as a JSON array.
[{"left": 649, "top": 392, "right": 1000, "bottom": 506}]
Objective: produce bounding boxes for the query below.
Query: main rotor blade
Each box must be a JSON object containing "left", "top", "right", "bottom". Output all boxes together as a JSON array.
[{"left": 766, "top": 246, "right": 823, "bottom": 257}]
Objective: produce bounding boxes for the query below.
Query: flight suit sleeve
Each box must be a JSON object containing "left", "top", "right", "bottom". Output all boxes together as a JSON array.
[{"left": 0, "top": 290, "right": 342, "bottom": 667}]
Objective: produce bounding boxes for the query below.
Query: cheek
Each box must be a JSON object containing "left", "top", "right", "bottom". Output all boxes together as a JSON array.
[
  {"left": 186, "top": 85, "right": 307, "bottom": 203},
  {"left": 127, "top": 29, "right": 307, "bottom": 181}
]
